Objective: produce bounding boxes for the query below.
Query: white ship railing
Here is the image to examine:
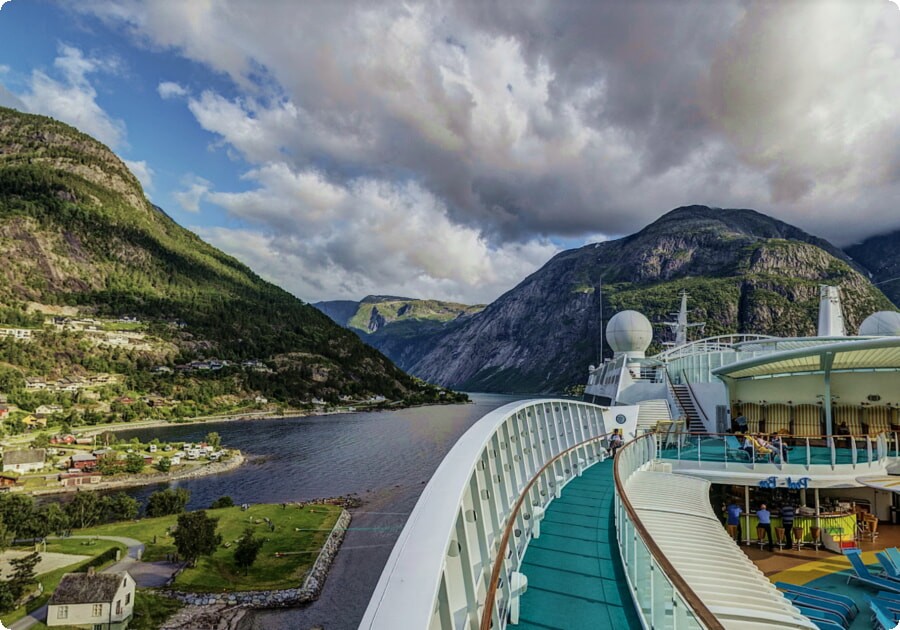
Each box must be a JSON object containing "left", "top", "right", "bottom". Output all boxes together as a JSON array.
[
  {"left": 360, "top": 399, "right": 638, "bottom": 630},
  {"left": 615, "top": 434, "right": 724, "bottom": 630},
  {"left": 655, "top": 334, "right": 774, "bottom": 361}
]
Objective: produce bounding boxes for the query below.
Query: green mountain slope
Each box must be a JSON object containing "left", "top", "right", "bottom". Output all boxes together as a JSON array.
[
  {"left": 0, "top": 106, "right": 458, "bottom": 422},
  {"left": 845, "top": 231, "right": 900, "bottom": 308},
  {"left": 407, "top": 206, "right": 894, "bottom": 393}
]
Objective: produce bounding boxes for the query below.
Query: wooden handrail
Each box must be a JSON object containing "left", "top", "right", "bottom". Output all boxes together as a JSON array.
[
  {"left": 614, "top": 434, "right": 725, "bottom": 630},
  {"left": 479, "top": 433, "right": 608, "bottom": 630}
]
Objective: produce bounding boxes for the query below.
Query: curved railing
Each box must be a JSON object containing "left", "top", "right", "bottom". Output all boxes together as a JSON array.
[
  {"left": 658, "top": 431, "right": 892, "bottom": 471},
  {"left": 360, "top": 399, "right": 639, "bottom": 630},
  {"left": 615, "top": 434, "right": 725, "bottom": 629},
  {"left": 655, "top": 334, "right": 775, "bottom": 361}
]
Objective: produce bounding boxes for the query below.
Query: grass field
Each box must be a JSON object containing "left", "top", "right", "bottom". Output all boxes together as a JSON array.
[
  {"left": 78, "top": 503, "right": 343, "bottom": 591},
  {"left": 131, "top": 590, "right": 184, "bottom": 629}
]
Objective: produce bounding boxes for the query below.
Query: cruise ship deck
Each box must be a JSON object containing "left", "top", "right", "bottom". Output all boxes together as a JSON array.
[{"left": 516, "top": 459, "right": 639, "bottom": 629}]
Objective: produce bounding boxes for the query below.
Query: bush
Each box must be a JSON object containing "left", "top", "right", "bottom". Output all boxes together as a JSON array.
[{"left": 210, "top": 496, "right": 234, "bottom": 509}]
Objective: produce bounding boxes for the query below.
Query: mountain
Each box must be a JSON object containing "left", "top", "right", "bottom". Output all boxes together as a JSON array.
[
  {"left": 0, "top": 106, "right": 460, "bottom": 420},
  {"left": 405, "top": 206, "right": 894, "bottom": 393},
  {"left": 845, "top": 231, "right": 900, "bottom": 307},
  {"left": 313, "top": 295, "right": 484, "bottom": 372}
]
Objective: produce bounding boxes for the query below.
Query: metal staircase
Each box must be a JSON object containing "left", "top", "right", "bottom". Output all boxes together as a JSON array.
[{"left": 672, "top": 384, "right": 705, "bottom": 434}]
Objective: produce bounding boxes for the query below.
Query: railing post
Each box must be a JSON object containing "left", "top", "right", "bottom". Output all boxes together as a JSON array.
[{"left": 851, "top": 436, "right": 858, "bottom": 468}]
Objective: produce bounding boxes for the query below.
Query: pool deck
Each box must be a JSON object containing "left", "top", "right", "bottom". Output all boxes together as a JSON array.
[{"left": 517, "top": 459, "right": 642, "bottom": 629}]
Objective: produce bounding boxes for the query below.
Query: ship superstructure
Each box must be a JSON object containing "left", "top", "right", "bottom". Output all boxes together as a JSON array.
[{"left": 363, "top": 286, "right": 900, "bottom": 630}]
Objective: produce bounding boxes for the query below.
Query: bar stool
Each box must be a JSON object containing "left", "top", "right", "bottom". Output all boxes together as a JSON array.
[
  {"left": 810, "top": 526, "right": 821, "bottom": 551},
  {"left": 792, "top": 526, "right": 803, "bottom": 550},
  {"left": 757, "top": 526, "right": 767, "bottom": 550},
  {"left": 775, "top": 527, "right": 786, "bottom": 550}
]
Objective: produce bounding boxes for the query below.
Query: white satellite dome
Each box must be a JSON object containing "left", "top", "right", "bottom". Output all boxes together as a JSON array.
[
  {"left": 606, "top": 310, "right": 653, "bottom": 358},
  {"left": 859, "top": 311, "right": 900, "bottom": 337}
]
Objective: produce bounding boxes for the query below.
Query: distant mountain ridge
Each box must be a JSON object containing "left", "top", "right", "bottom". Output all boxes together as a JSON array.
[
  {"left": 845, "top": 230, "right": 900, "bottom": 307},
  {"left": 378, "top": 205, "right": 895, "bottom": 393}
]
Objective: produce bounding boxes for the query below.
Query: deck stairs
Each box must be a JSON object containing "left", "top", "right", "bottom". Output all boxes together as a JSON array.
[
  {"left": 672, "top": 385, "right": 705, "bottom": 434},
  {"left": 636, "top": 399, "right": 672, "bottom": 433}
]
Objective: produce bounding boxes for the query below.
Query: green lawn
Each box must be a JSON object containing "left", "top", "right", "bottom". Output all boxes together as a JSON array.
[
  {"left": 0, "top": 540, "right": 126, "bottom": 627},
  {"left": 78, "top": 503, "right": 343, "bottom": 591}
]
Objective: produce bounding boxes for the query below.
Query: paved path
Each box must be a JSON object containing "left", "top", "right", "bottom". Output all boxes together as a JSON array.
[{"left": 9, "top": 535, "right": 178, "bottom": 630}]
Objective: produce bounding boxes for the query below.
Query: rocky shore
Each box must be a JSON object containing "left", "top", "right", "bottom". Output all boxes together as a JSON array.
[{"left": 159, "top": 509, "right": 351, "bottom": 627}]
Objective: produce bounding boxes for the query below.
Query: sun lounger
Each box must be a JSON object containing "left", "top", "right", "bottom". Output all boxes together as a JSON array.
[
  {"left": 877, "top": 551, "right": 900, "bottom": 580},
  {"left": 793, "top": 604, "right": 846, "bottom": 629},
  {"left": 782, "top": 593, "right": 850, "bottom": 625},
  {"left": 845, "top": 549, "right": 900, "bottom": 592},
  {"left": 871, "top": 598, "right": 900, "bottom": 630},
  {"left": 886, "top": 547, "right": 900, "bottom": 570},
  {"left": 775, "top": 582, "right": 858, "bottom": 618}
]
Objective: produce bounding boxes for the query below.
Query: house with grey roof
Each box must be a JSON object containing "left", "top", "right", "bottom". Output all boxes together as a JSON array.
[
  {"left": 47, "top": 570, "right": 134, "bottom": 629},
  {"left": 1, "top": 448, "right": 46, "bottom": 473}
]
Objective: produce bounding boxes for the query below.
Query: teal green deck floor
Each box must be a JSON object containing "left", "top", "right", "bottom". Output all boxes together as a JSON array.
[{"left": 516, "top": 459, "right": 641, "bottom": 629}]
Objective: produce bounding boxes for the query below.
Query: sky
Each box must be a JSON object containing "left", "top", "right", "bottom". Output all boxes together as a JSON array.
[{"left": 0, "top": 0, "right": 898, "bottom": 305}]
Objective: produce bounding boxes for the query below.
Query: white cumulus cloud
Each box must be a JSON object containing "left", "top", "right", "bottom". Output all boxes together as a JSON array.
[{"left": 157, "top": 81, "right": 187, "bottom": 99}]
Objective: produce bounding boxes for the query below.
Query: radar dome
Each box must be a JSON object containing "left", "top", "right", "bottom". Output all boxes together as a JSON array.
[
  {"left": 606, "top": 310, "right": 653, "bottom": 358},
  {"left": 859, "top": 311, "right": 900, "bottom": 337}
]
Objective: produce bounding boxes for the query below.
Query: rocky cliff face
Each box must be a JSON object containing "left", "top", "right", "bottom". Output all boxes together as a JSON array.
[
  {"left": 406, "top": 206, "right": 893, "bottom": 393},
  {"left": 845, "top": 231, "right": 900, "bottom": 309}
]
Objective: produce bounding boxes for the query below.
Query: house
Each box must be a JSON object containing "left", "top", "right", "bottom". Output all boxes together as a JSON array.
[
  {"left": 0, "top": 327, "right": 33, "bottom": 340},
  {"left": 48, "top": 570, "right": 134, "bottom": 629},
  {"left": 2, "top": 449, "right": 46, "bottom": 473},
  {"left": 254, "top": 395, "right": 268, "bottom": 404},
  {"left": 25, "top": 378, "right": 48, "bottom": 390},
  {"left": 148, "top": 444, "right": 157, "bottom": 453},
  {"left": 58, "top": 472, "right": 102, "bottom": 487},
  {"left": 22, "top": 415, "right": 47, "bottom": 429},
  {"left": 0, "top": 405, "right": 9, "bottom": 418},
  {"left": 114, "top": 397, "right": 135, "bottom": 406},
  {"left": 169, "top": 455, "right": 182, "bottom": 466},
  {"left": 35, "top": 404, "right": 64, "bottom": 418},
  {"left": 150, "top": 366, "right": 172, "bottom": 374},
  {"left": 70, "top": 452, "right": 98, "bottom": 471},
  {"left": 51, "top": 434, "right": 77, "bottom": 445},
  {"left": 0, "top": 474, "right": 18, "bottom": 489}
]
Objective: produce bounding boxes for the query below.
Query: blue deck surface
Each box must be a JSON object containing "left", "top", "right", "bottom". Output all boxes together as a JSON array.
[
  {"left": 659, "top": 438, "right": 870, "bottom": 466},
  {"left": 516, "top": 459, "right": 642, "bottom": 629}
]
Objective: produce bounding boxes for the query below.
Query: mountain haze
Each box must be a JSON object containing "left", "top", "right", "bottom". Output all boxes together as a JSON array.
[{"left": 403, "top": 206, "right": 894, "bottom": 393}]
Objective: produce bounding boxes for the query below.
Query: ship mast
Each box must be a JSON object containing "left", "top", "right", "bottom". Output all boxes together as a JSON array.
[{"left": 663, "top": 291, "right": 705, "bottom": 347}]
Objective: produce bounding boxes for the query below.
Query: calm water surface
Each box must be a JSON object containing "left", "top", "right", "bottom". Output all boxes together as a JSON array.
[{"left": 112, "top": 393, "right": 525, "bottom": 629}]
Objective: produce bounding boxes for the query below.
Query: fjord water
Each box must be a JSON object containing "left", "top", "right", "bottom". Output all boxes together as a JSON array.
[{"left": 114, "top": 393, "right": 523, "bottom": 629}]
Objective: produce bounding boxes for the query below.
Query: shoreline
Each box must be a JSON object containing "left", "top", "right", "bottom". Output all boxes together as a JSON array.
[{"left": 29, "top": 452, "right": 246, "bottom": 496}]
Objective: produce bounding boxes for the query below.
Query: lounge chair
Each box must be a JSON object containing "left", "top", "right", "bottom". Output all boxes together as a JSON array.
[
  {"left": 792, "top": 604, "right": 846, "bottom": 629},
  {"left": 845, "top": 549, "right": 900, "bottom": 592},
  {"left": 877, "top": 552, "right": 900, "bottom": 580},
  {"left": 781, "top": 593, "right": 850, "bottom": 625},
  {"left": 725, "top": 434, "right": 768, "bottom": 462},
  {"left": 775, "top": 582, "right": 858, "bottom": 619},
  {"left": 871, "top": 599, "right": 900, "bottom": 630},
  {"left": 886, "top": 547, "right": 900, "bottom": 570}
]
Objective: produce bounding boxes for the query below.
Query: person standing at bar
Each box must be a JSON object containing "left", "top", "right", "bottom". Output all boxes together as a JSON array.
[
  {"left": 758, "top": 503, "right": 774, "bottom": 551},
  {"left": 781, "top": 502, "right": 796, "bottom": 549},
  {"left": 727, "top": 501, "right": 743, "bottom": 544}
]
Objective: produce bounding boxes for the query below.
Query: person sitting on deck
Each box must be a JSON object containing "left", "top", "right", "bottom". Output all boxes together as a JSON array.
[
  {"left": 609, "top": 429, "right": 623, "bottom": 457},
  {"left": 742, "top": 434, "right": 773, "bottom": 459},
  {"left": 769, "top": 433, "right": 792, "bottom": 463}
]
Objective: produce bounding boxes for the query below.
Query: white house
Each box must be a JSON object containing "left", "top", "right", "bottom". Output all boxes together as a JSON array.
[
  {"left": 2, "top": 449, "right": 46, "bottom": 473},
  {"left": 47, "top": 570, "right": 135, "bottom": 629}
]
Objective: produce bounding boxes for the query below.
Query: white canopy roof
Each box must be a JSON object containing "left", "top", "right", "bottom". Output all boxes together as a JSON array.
[
  {"left": 713, "top": 337, "right": 900, "bottom": 381},
  {"left": 626, "top": 470, "right": 816, "bottom": 629}
]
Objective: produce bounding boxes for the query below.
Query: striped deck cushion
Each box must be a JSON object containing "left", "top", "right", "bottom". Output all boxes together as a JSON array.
[
  {"left": 742, "top": 403, "right": 763, "bottom": 434},
  {"left": 834, "top": 405, "right": 862, "bottom": 436},
  {"left": 793, "top": 405, "right": 821, "bottom": 437},
  {"left": 766, "top": 404, "right": 791, "bottom": 434},
  {"left": 865, "top": 406, "right": 891, "bottom": 435}
]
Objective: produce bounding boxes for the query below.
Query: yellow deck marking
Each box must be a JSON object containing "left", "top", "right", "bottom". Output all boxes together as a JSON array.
[{"left": 768, "top": 551, "right": 880, "bottom": 586}]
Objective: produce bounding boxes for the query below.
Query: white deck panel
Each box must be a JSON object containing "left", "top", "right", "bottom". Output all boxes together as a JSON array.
[{"left": 625, "top": 470, "right": 817, "bottom": 629}]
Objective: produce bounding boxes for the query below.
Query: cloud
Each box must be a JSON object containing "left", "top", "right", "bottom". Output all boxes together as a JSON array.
[
  {"left": 74, "top": 0, "right": 900, "bottom": 301},
  {"left": 0, "top": 1, "right": 11, "bottom": 12},
  {"left": 0, "top": 82, "right": 26, "bottom": 110},
  {"left": 197, "top": 164, "right": 559, "bottom": 302},
  {"left": 173, "top": 175, "right": 211, "bottom": 213},
  {"left": 123, "top": 159, "right": 154, "bottom": 191},
  {"left": 157, "top": 81, "right": 187, "bottom": 99},
  {"left": 19, "top": 44, "right": 126, "bottom": 149}
]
